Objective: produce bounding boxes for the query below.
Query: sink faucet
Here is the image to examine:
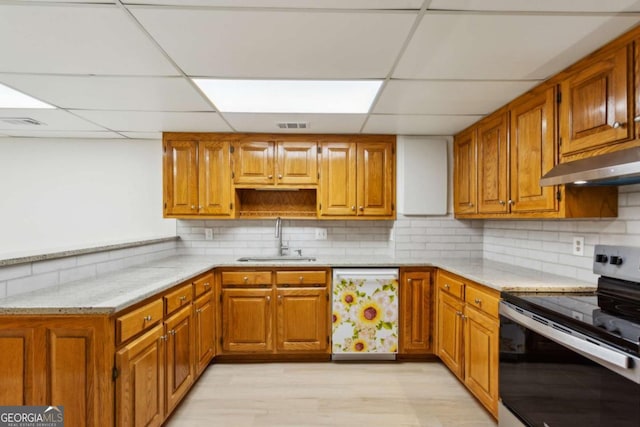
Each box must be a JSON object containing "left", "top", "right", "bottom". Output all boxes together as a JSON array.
[{"left": 275, "top": 217, "right": 289, "bottom": 256}]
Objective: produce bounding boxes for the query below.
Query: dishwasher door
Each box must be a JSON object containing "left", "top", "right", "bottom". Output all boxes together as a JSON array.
[{"left": 332, "top": 268, "right": 399, "bottom": 360}]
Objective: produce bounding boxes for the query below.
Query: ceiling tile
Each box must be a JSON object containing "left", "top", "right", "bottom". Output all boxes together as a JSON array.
[
  {"left": 395, "top": 13, "right": 640, "bottom": 79},
  {"left": 0, "top": 75, "right": 213, "bottom": 111},
  {"left": 71, "top": 110, "right": 232, "bottom": 132},
  {"left": 0, "top": 130, "right": 124, "bottom": 138},
  {"left": 224, "top": 113, "right": 367, "bottom": 133},
  {"left": 0, "top": 109, "right": 106, "bottom": 131},
  {"left": 124, "top": 0, "right": 422, "bottom": 8},
  {"left": 429, "top": 0, "right": 640, "bottom": 12},
  {"left": 130, "top": 8, "right": 416, "bottom": 78},
  {"left": 374, "top": 80, "right": 539, "bottom": 115},
  {"left": 0, "top": 4, "right": 178, "bottom": 75},
  {"left": 363, "top": 114, "right": 483, "bottom": 135}
]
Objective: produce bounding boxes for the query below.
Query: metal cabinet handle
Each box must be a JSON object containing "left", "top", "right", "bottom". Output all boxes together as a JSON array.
[
  {"left": 179, "top": 295, "right": 187, "bottom": 302},
  {"left": 160, "top": 335, "right": 167, "bottom": 341},
  {"left": 198, "top": 205, "right": 203, "bottom": 210},
  {"left": 634, "top": 116, "right": 640, "bottom": 123},
  {"left": 468, "top": 202, "right": 473, "bottom": 207},
  {"left": 268, "top": 175, "right": 273, "bottom": 179},
  {"left": 143, "top": 315, "right": 152, "bottom": 321},
  {"left": 204, "top": 282, "right": 210, "bottom": 288},
  {"left": 243, "top": 276, "right": 249, "bottom": 283},
  {"left": 169, "top": 330, "right": 176, "bottom": 336},
  {"left": 474, "top": 298, "right": 482, "bottom": 304},
  {"left": 351, "top": 206, "right": 356, "bottom": 211},
  {"left": 266, "top": 296, "right": 271, "bottom": 302},
  {"left": 191, "top": 205, "right": 196, "bottom": 209},
  {"left": 278, "top": 295, "right": 282, "bottom": 302},
  {"left": 455, "top": 311, "right": 462, "bottom": 316},
  {"left": 299, "top": 276, "right": 304, "bottom": 283},
  {"left": 499, "top": 200, "right": 506, "bottom": 205},
  {"left": 278, "top": 174, "right": 283, "bottom": 179},
  {"left": 196, "top": 308, "right": 202, "bottom": 314},
  {"left": 407, "top": 278, "right": 412, "bottom": 283},
  {"left": 508, "top": 200, "right": 514, "bottom": 205},
  {"left": 359, "top": 206, "right": 364, "bottom": 212},
  {"left": 612, "top": 121, "right": 624, "bottom": 129},
  {"left": 444, "top": 284, "right": 450, "bottom": 290}
]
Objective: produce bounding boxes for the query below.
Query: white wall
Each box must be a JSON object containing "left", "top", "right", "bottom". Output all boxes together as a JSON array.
[{"left": 0, "top": 138, "right": 175, "bottom": 258}]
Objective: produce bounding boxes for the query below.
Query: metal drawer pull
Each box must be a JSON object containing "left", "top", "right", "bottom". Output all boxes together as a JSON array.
[
  {"left": 612, "top": 121, "right": 623, "bottom": 129},
  {"left": 169, "top": 330, "right": 176, "bottom": 336},
  {"left": 475, "top": 298, "right": 482, "bottom": 304},
  {"left": 204, "top": 282, "right": 210, "bottom": 288},
  {"left": 179, "top": 295, "right": 187, "bottom": 302},
  {"left": 407, "top": 278, "right": 412, "bottom": 283},
  {"left": 143, "top": 315, "right": 152, "bottom": 321},
  {"left": 243, "top": 276, "right": 249, "bottom": 283},
  {"left": 266, "top": 296, "right": 271, "bottom": 302},
  {"left": 444, "top": 284, "right": 450, "bottom": 290},
  {"left": 634, "top": 116, "right": 640, "bottom": 123},
  {"left": 299, "top": 276, "right": 304, "bottom": 283}
]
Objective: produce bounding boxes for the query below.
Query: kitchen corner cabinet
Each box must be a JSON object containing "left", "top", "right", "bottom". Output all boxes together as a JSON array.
[
  {"left": 399, "top": 268, "right": 434, "bottom": 355},
  {"left": 436, "top": 270, "right": 499, "bottom": 418},
  {"left": 319, "top": 137, "right": 395, "bottom": 219},
  {"left": 560, "top": 44, "right": 634, "bottom": 160},
  {"left": 163, "top": 133, "right": 234, "bottom": 218},
  {"left": 232, "top": 139, "right": 318, "bottom": 187},
  {"left": 219, "top": 269, "right": 330, "bottom": 356},
  {"left": 453, "top": 128, "right": 477, "bottom": 215},
  {"left": 0, "top": 316, "right": 114, "bottom": 427}
]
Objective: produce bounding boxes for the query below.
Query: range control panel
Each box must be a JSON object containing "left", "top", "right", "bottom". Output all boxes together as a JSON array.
[{"left": 593, "top": 244, "right": 640, "bottom": 282}]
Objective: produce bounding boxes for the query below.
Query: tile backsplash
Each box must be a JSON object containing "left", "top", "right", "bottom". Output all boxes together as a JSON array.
[{"left": 483, "top": 184, "right": 640, "bottom": 283}]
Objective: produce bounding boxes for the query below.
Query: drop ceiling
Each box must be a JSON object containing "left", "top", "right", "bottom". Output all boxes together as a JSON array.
[{"left": 0, "top": 0, "right": 639, "bottom": 139}]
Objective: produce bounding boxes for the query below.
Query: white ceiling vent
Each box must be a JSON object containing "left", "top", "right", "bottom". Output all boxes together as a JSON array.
[
  {"left": 276, "top": 122, "right": 309, "bottom": 129},
  {"left": 0, "top": 117, "right": 46, "bottom": 126}
]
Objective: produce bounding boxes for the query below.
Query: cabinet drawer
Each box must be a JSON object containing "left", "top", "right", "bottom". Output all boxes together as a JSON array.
[
  {"left": 437, "top": 271, "right": 465, "bottom": 299},
  {"left": 276, "top": 271, "right": 326, "bottom": 286},
  {"left": 116, "top": 298, "right": 164, "bottom": 345},
  {"left": 221, "top": 271, "right": 272, "bottom": 286},
  {"left": 193, "top": 273, "right": 214, "bottom": 298},
  {"left": 465, "top": 285, "right": 500, "bottom": 318},
  {"left": 165, "top": 283, "right": 193, "bottom": 316}
]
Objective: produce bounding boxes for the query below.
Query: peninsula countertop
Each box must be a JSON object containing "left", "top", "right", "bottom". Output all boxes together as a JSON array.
[{"left": 0, "top": 255, "right": 596, "bottom": 314}]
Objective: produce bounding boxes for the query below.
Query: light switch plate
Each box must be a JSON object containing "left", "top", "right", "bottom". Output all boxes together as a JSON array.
[{"left": 205, "top": 228, "right": 213, "bottom": 240}]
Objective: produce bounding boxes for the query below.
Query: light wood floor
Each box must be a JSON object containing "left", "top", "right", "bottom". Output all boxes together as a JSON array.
[{"left": 165, "top": 361, "right": 498, "bottom": 426}]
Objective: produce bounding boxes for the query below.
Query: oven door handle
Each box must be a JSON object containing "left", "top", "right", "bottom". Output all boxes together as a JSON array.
[{"left": 500, "top": 302, "right": 631, "bottom": 370}]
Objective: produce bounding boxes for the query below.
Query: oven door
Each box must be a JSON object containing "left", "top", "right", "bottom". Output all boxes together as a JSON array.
[{"left": 499, "top": 301, "right": 640, "bottom": 427}]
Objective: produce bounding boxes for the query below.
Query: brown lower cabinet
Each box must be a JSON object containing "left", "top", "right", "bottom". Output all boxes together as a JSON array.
[
  {"left": 398, "top": 268, "right": 434, "bottom": 355},
  {"left": 219, "top": 269, "right": 330, "bottom": 356},
  {"left": 436, "top": 269, "right": 500, "bottom": 418}
]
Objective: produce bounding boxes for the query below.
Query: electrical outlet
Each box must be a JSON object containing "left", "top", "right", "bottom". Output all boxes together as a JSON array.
[
  {"left": 571, "top": 311, "right": 583, "bottom": 321},
  {"left": 315, "top": 228, "right": 328, "bottom": 240},
  {"left": 205, "top": 228, "right": 213, "bottom": 240},
  {"left": 572, "top": 236, "right": 584, "bottom": 256}
]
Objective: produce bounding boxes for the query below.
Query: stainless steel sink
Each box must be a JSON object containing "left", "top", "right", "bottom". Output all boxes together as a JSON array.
[{"left": 236, "top": 256, "right": 316, "bottom": 262}]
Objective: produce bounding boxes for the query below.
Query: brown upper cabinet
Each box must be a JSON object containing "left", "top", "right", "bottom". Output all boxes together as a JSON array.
[
  {"left": 319, "top": 137, "right": 395, "bottom": 219},
  {"left": 453, "top": 128, "right": 477, "bottom": 215},
  {"left": 559, "top": 44, "right": 634, "bottom": 159},
  {"left": 477, "top": 110, "right": 509, "bottom": 214},
  {"left": 232, "top": 139, "right": 318, "bottom": 187},
  {"left": 164, "top": 133, "right": 234, "bottom": 218}
]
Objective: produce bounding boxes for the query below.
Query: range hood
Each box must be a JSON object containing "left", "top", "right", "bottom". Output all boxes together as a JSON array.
[{"left": 540, "top": 147, "right": 640, "bottom": 186}]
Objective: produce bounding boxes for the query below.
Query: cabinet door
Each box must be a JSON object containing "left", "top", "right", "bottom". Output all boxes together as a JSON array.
[
  {"left": 560, "top": 45, "right": 632, "bottom": 157},
  {"left": 357, "top": 142, "right": 394, "bottom": 216},
  {"left": 199, "top": 140, "right": 233, "bottom": 215},
  {"left": 453, "top": 129, "right": 477, "bottom": 215},
  {"left": 221, "top": 288, "right": 273, "bottom": 353},
  {"left": 464, "top": 306, "right": 499, "bottom": 418},
  {"left": 164, "top": 139, "right": 198, "bottom": 215},
  {"left": 437, "top": 292, "right": 464, "bottom": 380},
  {"left": 233, "top": 141, "right": 275, "bottom": 185},
  {"left": 0, "top": 328, "right": 35, "bottom": 406},
  {"left": 276, "top": 287, "right": 328, "bottom": 353},
  {"left": 510, "top": 87, "right": 558, "bottom": 213},
  {"left": 194, "top": 293, "right": 215, "bottom": 377},
  {"left": 319, "top": 142, "right": 357, "bottom": 216},
  {"left": 477, "top": 112, "right": 509, "bottom": 214},
  {"left": 116, "top": 324, "right": 165, "bottom": 427},
  {"left": 399, "top": 270, "right": 433, "bottom": 354},
  {"left": 165, "top": 305, "right": 194, "bottom": 414},
  {"left": 276, "top": 141, "right": 318, "bottom": 185}
]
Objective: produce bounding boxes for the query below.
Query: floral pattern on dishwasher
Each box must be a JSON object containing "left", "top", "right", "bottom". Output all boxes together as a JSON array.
[{"left": 332, "top": 277, "right": 398, "bottom": 354}]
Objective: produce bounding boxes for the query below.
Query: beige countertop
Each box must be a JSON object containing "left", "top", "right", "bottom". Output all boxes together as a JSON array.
[{"left": 0, "top": 255, "right": 596, "bottom": 315}]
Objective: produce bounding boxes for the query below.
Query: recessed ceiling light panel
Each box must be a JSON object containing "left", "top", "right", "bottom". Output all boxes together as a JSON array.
[
  {"left": 193, "top": 79, "right": 382, "bottom": 114},
  {"left": 0, "top": 83, "right": 54, "bottom": 109}
]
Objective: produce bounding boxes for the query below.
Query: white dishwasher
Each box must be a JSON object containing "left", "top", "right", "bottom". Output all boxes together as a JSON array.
[{"left": 331, "top": 268, "right": 399, "bottom": 360}]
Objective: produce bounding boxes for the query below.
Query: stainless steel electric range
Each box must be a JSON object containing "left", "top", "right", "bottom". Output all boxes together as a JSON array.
[{"left": 499, "top": 245, "right": 640, "bottom": 427}]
